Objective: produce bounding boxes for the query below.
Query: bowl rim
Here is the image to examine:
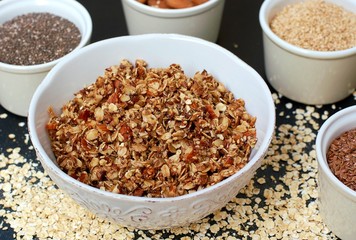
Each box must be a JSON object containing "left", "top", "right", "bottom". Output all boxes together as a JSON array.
[
  {"left": 0, "top": 0, "right": 93, "bottom": 73},
  {"left": 122, "top": 0, "right": 223, "bottom": 18},
  {"left": 28, "top": 33, "right": 276, "bottom": 203},
  {"left": 316, "top": 105, "right": 356, "bottom": 198},
  {"left": 259, "top": 0, "right": 356, "bottom": 60}
]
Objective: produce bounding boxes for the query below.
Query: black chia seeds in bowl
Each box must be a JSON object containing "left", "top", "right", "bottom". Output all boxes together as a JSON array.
[
  {"left": 0, "top": 0, "right": 92, "bottom": 117},
  {"left": 0, "top": 12, "right": 81, "bottom": 66}
]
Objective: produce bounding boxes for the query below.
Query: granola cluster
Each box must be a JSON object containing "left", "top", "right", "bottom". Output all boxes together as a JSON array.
[{"left": 46, "top": 59, "right": 257, "bottom": 198}]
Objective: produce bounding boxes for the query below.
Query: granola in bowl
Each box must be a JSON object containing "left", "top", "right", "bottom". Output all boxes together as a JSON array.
[{"left": 46, "top": 59, "right": 257, "bottom": 198}]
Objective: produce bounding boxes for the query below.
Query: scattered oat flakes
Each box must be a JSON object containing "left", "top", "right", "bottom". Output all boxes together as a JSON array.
[
  {"left": 285, "top": 102, "right": 293, "bottom": 109},
  {"left": 2, "top": 88, "right": 352, "bottom": 239},
  {"left": 8, "top": 133, "right": 15, "bottom": 139}
]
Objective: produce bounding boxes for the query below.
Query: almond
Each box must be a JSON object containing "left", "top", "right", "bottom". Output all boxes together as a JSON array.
[
  {"left": 166, "top": 0, "right": 194, "bottom": 9},
  {"left": 192, "top": 0, "right": 208, "bottom": 5}
]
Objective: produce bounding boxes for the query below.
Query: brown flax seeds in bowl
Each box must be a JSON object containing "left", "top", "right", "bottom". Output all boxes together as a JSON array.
[
  {"left": 46, "top": 59, "right": 257, "bottom": 198},
  {"left": 270, "top": 0, "right": 356, "bottom": 51},
  {"left": 327, "top": 128, "right": 356, "bottom": 191}
]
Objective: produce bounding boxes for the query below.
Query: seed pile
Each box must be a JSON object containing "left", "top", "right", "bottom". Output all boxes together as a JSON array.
[
  {"left": 0, "top": 12, "right": 81, "bottom": 65},
  {"left": 270, "top": 0, "right": 356, "bottom": 51},
  {"left": 2, "top": 91, "right": 354, "bottom": 239},
  {"left": 327, "top": 128, "right": 356, "bottom": 191}
]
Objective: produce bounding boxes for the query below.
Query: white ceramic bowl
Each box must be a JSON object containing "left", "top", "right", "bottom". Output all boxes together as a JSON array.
[
  {"left": 0, "top": 0, "right": 92, "bottom": 117},
  {"left": 259, "top": 0, "right": 356, "bottom": 105},
  {"left": 28, "top": 34, "right": 275, "bottom": 229},
  {"left": 121, "top": 0, "right": 225, "bottom": 42},
  {"left": 316, "top": 106, "right": 356, "bottom": 240}
]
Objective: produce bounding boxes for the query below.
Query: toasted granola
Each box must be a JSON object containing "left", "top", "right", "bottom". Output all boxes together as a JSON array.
[{"left": 46, "top": 59, "right": 257, "bottom": 198}]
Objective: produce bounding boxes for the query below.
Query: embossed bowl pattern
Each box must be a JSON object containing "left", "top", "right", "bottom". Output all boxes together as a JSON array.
[{"left": 28, "top": 34, "right": 275, "bottom": 229}]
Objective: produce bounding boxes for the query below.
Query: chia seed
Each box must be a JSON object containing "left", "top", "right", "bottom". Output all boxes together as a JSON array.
[{"left": 0, "top": 12, "right": 82, "bottom": 66}]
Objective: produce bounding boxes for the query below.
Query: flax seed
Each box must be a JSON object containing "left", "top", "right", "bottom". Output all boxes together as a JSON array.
[{"left": 327, "top": 128, "right": 356, "bottom": 191}]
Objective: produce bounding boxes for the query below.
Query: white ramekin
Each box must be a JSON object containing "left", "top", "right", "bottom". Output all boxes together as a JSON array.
[
  {"left": 259, "top": 0, "right": 356, "bottom": 105},
  {"left": 316, "top": 106, "right": 356, "bottom": 240},
  {"left": 121, "top": 0, "right": 225, "bottom": 42},
  {"left": 0, "top": 0, "right": 92, "bottom": 117}
]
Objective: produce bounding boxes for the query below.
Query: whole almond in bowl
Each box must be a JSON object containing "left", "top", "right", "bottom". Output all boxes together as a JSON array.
[
  {"left": 121, "top": 0, "right": 224, "bottom": 42},
  {"left": 166, "top": 0, "right": 194, "bottom": 9},
  {"left": 139, "top": 0, "right": 208, "bottom": 9}
]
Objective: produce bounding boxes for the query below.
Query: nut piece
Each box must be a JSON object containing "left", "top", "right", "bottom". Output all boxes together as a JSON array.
[
  {"left": 46, "top": 59, "right": 257, "bottom": 198},
  {"left": 137, "top": 0, "right": 208, "bottom": 9},
  {"left": 166, "top": 0, "right": 194, "bottom": 9},
  {"left": 147, "top": 0, "right": 169, "bottom": 8},
  {"left": 192, "top": 0, "right": 208, "bottom": 5}
]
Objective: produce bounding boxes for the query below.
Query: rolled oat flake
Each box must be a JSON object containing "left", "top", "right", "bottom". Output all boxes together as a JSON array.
[{"left": 0, "top": 12, "right": 81, "bottom": 65}]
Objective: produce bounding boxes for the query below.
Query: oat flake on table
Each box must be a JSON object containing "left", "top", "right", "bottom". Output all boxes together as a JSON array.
[{"left": 0, "top": 91, "right": 350, "bottom": 239}]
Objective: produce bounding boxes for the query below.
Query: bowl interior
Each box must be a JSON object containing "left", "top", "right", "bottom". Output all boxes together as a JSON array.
[{"left": 29, "top": 34, "right": 275, "bottom": 199}]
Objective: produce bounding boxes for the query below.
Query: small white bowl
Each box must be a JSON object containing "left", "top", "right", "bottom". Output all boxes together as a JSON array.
[
  {"left": 0, "top": 0, "right": 92, "bottom": 117},
  {"left": 121, "top": 0, "right": 225, "bottom": 42},
  {"left": 316, "top": 106, "right": 356, "bottom": 240},
  {"left": 28, "top": 34, "right": 275, "bottom": 229},
  {"left": 259, "top": 0, "right": 356, "bottom": 105}
]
